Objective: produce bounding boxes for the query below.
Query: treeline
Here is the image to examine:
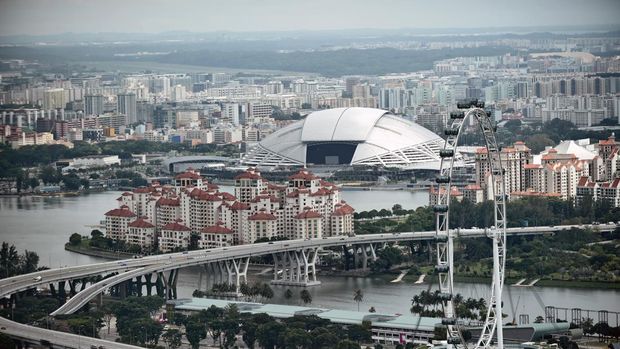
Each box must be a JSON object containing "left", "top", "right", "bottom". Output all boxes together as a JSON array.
[
  {"left": 411, "top": 291, "right": 487, "bottom": 321},
  {"left": 0, "top": 140, "right": 240, "bottom": 179},
  {"left": 498, "top": 118, "right": 616, "bottom": 154},
  {"left": 172, "top": 304, "right": 373, "bottom": 349},
  {"left": 153, "top": 46, "right": 516, "bottom": 76}
]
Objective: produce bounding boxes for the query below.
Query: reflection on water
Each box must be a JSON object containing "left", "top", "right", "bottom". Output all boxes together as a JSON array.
[{"left": 175, "top": 268, "right": 620, "bottom": 320}]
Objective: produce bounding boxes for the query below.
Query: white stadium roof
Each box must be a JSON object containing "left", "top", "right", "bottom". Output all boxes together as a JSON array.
[{"left": 242, "top": 107, "right": 447, "bottom": 169}]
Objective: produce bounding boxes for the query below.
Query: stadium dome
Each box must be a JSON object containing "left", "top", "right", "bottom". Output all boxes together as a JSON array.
[{"left": 242, "top": 107, "right": 447, "bottom": 169}]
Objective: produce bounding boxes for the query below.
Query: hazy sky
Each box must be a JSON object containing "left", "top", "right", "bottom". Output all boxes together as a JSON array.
[{"left": 1, "top": 0, "right": 619, "bottom": 36}]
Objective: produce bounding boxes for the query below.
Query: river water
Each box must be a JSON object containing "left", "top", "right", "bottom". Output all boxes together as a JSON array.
[{"left": 0, "top": 189, "right": 618, "bottom": 321}]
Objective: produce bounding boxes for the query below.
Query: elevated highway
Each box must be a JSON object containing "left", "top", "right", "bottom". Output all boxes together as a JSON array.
[{"left": 0, "top": 223, "right": 616, "bottom": 348}]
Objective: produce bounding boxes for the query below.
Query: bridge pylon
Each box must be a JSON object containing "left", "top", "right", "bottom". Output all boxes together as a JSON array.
[{"left": 271, "top": 248, "right": 320, "bottom": 286}]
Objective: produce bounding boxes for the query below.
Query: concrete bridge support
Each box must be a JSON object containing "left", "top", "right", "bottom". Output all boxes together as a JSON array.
[
  {"left": 271, "top": 248, "right": 320, "bottom": 287},
  {"left": 203, "top": 257, "right": 250, "bottom": 293},
  {"left": 155, "top": 270, "right": 179, "bottom": 300},
  {"left": 352, "top": 243, "right": 379, "bottom": 270}
]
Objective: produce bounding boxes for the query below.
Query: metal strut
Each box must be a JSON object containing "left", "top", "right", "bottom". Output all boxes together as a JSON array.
[{"left": 433, "top": 106, "right": 507, "bottom": 349}]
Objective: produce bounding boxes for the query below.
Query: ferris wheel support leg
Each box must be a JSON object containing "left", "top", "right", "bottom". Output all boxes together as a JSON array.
[{"left": 492, "top": 235, "right": 504, "bottom": 349}]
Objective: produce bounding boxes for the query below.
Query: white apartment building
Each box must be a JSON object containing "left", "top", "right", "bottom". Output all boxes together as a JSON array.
[
  {"left": 104, "top": 205, "right": 137, "bottom": 241},
  {"left": 158, "top": 220, "right": 191, "bottom": 253},
  {"left": 576, "top": 177, "right": 620, "bottom": 207},
  {"left": 103, "top": 168, "right": 355, "bottom": 252},
  {"left": 126, "top": 218, "right": 156, "bottom": 251},
  {"left": 199, "top": 222, "right": 234, "bottom": 249}
]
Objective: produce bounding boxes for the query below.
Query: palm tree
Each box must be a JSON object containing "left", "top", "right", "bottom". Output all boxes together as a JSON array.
[
  {"left": 284, "top": 288, "right": 293, "bottom": 303},
  {"left": 300, "top": 289, "right": 312, "bottom": 305},
  {"left": 353, "top": 289, "right": 364, "bottom": 311}
]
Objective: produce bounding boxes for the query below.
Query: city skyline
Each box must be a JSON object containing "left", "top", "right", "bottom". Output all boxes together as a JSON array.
[{"left": 0, "top": 0, "right": 619, "bottom": 37}]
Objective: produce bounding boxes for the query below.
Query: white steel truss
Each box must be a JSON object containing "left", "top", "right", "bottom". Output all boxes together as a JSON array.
[{"left": 433, "top": 107, "right": 507, "bottom": 349}]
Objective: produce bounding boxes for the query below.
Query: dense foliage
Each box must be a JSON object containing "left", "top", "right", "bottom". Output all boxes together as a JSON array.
[
  {"left": 0, "top": 242, "right": 42, "bottom": 278},
  {"left": 111, "top": 296, "right": 165, "bottom": 346},
  {"left": 495, "top": 118, "right": 616, "bottom": 153},
  {"left": 0, "top": 141, "right": 240, "bottom": 181},
  {"left": 153, "top": 46, "right": 516, "bottom": 76},
  {"left": 356, "top": 197, "right": 620, "bottom": 282},
  {"left": 177, "top": 305, "right": 372, "bottom": 349}
]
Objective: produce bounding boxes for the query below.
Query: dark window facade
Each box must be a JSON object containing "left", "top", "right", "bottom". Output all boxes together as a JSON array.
[{"left": 306, "top": 142, "right": 359, "bottom": 165}]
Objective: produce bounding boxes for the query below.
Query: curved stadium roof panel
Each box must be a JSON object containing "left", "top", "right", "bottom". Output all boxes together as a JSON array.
[{"left": 242, "top": 107, "right": 446, "bottom": 169}]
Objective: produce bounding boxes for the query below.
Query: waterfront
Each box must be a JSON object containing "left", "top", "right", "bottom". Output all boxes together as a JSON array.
[
  {"left": 176, "top": 269, "right": 620, "bottom": 322},
  {"left": 0, "top": 189, "right": 618, "bottom": 320},
  {"left": 0, "top": 188, "right": 428, "bottom": 266}
]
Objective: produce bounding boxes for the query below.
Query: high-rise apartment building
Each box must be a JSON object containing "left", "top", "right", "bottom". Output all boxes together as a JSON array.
[
  {"left": 84, "top": 94, "right": 104, "bottom": 116},
  {"left": 43, "top": 89, "right": 67, "bottom": 110},
  {"left": 117, "top": 93, "right": 137, "bottom": 124}
]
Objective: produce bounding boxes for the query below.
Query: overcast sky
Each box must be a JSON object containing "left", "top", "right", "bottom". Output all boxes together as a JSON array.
[{"left": 1, "top": 0, "right": 619, "bottom": 36}]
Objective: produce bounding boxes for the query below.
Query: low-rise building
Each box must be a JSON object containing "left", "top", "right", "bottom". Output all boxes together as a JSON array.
[
  {"left": 104, "top": 205, "right": 137, "bottom": 241},
  {"left": 126, "top": 217, "right": 156, "bottom": 250},
  {"left": 159, "top": 220, "right": 191, "bottom": 253},
  {"left": 199, "top": 222, "right": 234, "bottom": 249}
]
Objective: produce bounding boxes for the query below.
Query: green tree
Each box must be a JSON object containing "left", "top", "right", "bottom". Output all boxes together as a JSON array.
[
  {"left": 260, "top": 283, "right": 274, "bottom": 301},
  {"left": 347, "top": 324, "right": 371, "bottom": 343},
  {"left": 284, "top": 288, "right": 293, "bottom": 302},
  {"left": 433, "top": 326, "right": 447, "bottom": 340},
  {"left": 222, "top": 319, "right": 241, "bottom": 349},
  {"left": 162, "top": 329, "right": 182, "bottom": 349},
  {"left": 39, "top": 165, "right": 59, "bottom": 184},
  {"left": 504, "top": 119, "right": 522, "bottom": 133},
  {"left": 525, "top": 133, "right": 555, "bottom": 153},
  {"left": 91, "top": 229, "right": 104, "bottom": 239},
  {"left": 257, "top": 321, "right": 286, "bottom": 349},
  {"left": 241, "top": 318, "right": 258, "bottom": 349},
  {"left": 283, "top": 328, "right": 312, "bottom": 349},
  {"left": 62, "top": 173, "right": 81, "bottom": 191},
  {"left": 185, "top": 319, "right": 207, "bottom": 349},
  {"left": 353, "top": 289, "right": 364, "bottom": 311},
  {"left": 69, "top": 233, "right": 82, "bottom": 246},
  {"left": 1, "top": 242, "right": 23, "bottom": 278},
  {"left": 19, "top": 250, "right": 40, "bottom": 274},
  {"left": 310, "top": 327, "right": 339, "bottom": 349},
  {"left": 337, "top": 339, "right": 362, "bottom": 349},
  {"left": 27, "top": 177, "right": 39, "bottom": 189},
  {"left": 392, "top": 204, "right": 403, "bottom": 213},
  {"left": 300, "top": 289, "right": 313, "bottom": 305},
  {"left": 224, "top": 303, "right": 240, "bottom": 320}
]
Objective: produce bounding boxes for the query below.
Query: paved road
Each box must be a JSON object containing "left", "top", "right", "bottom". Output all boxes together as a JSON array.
[
  {"left": 50, "top": 223, "right": 618, "bottom": 317},
  {"left": 0, "top": 315, "right": 141, "bottom": 349},
  {"left": 0, "top": 223, "right": 615, "bottom": 348}
]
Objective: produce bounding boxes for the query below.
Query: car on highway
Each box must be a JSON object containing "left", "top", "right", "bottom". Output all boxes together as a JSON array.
[{"left": 33, "top": 276, "right": 42, "bottom": 281}]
